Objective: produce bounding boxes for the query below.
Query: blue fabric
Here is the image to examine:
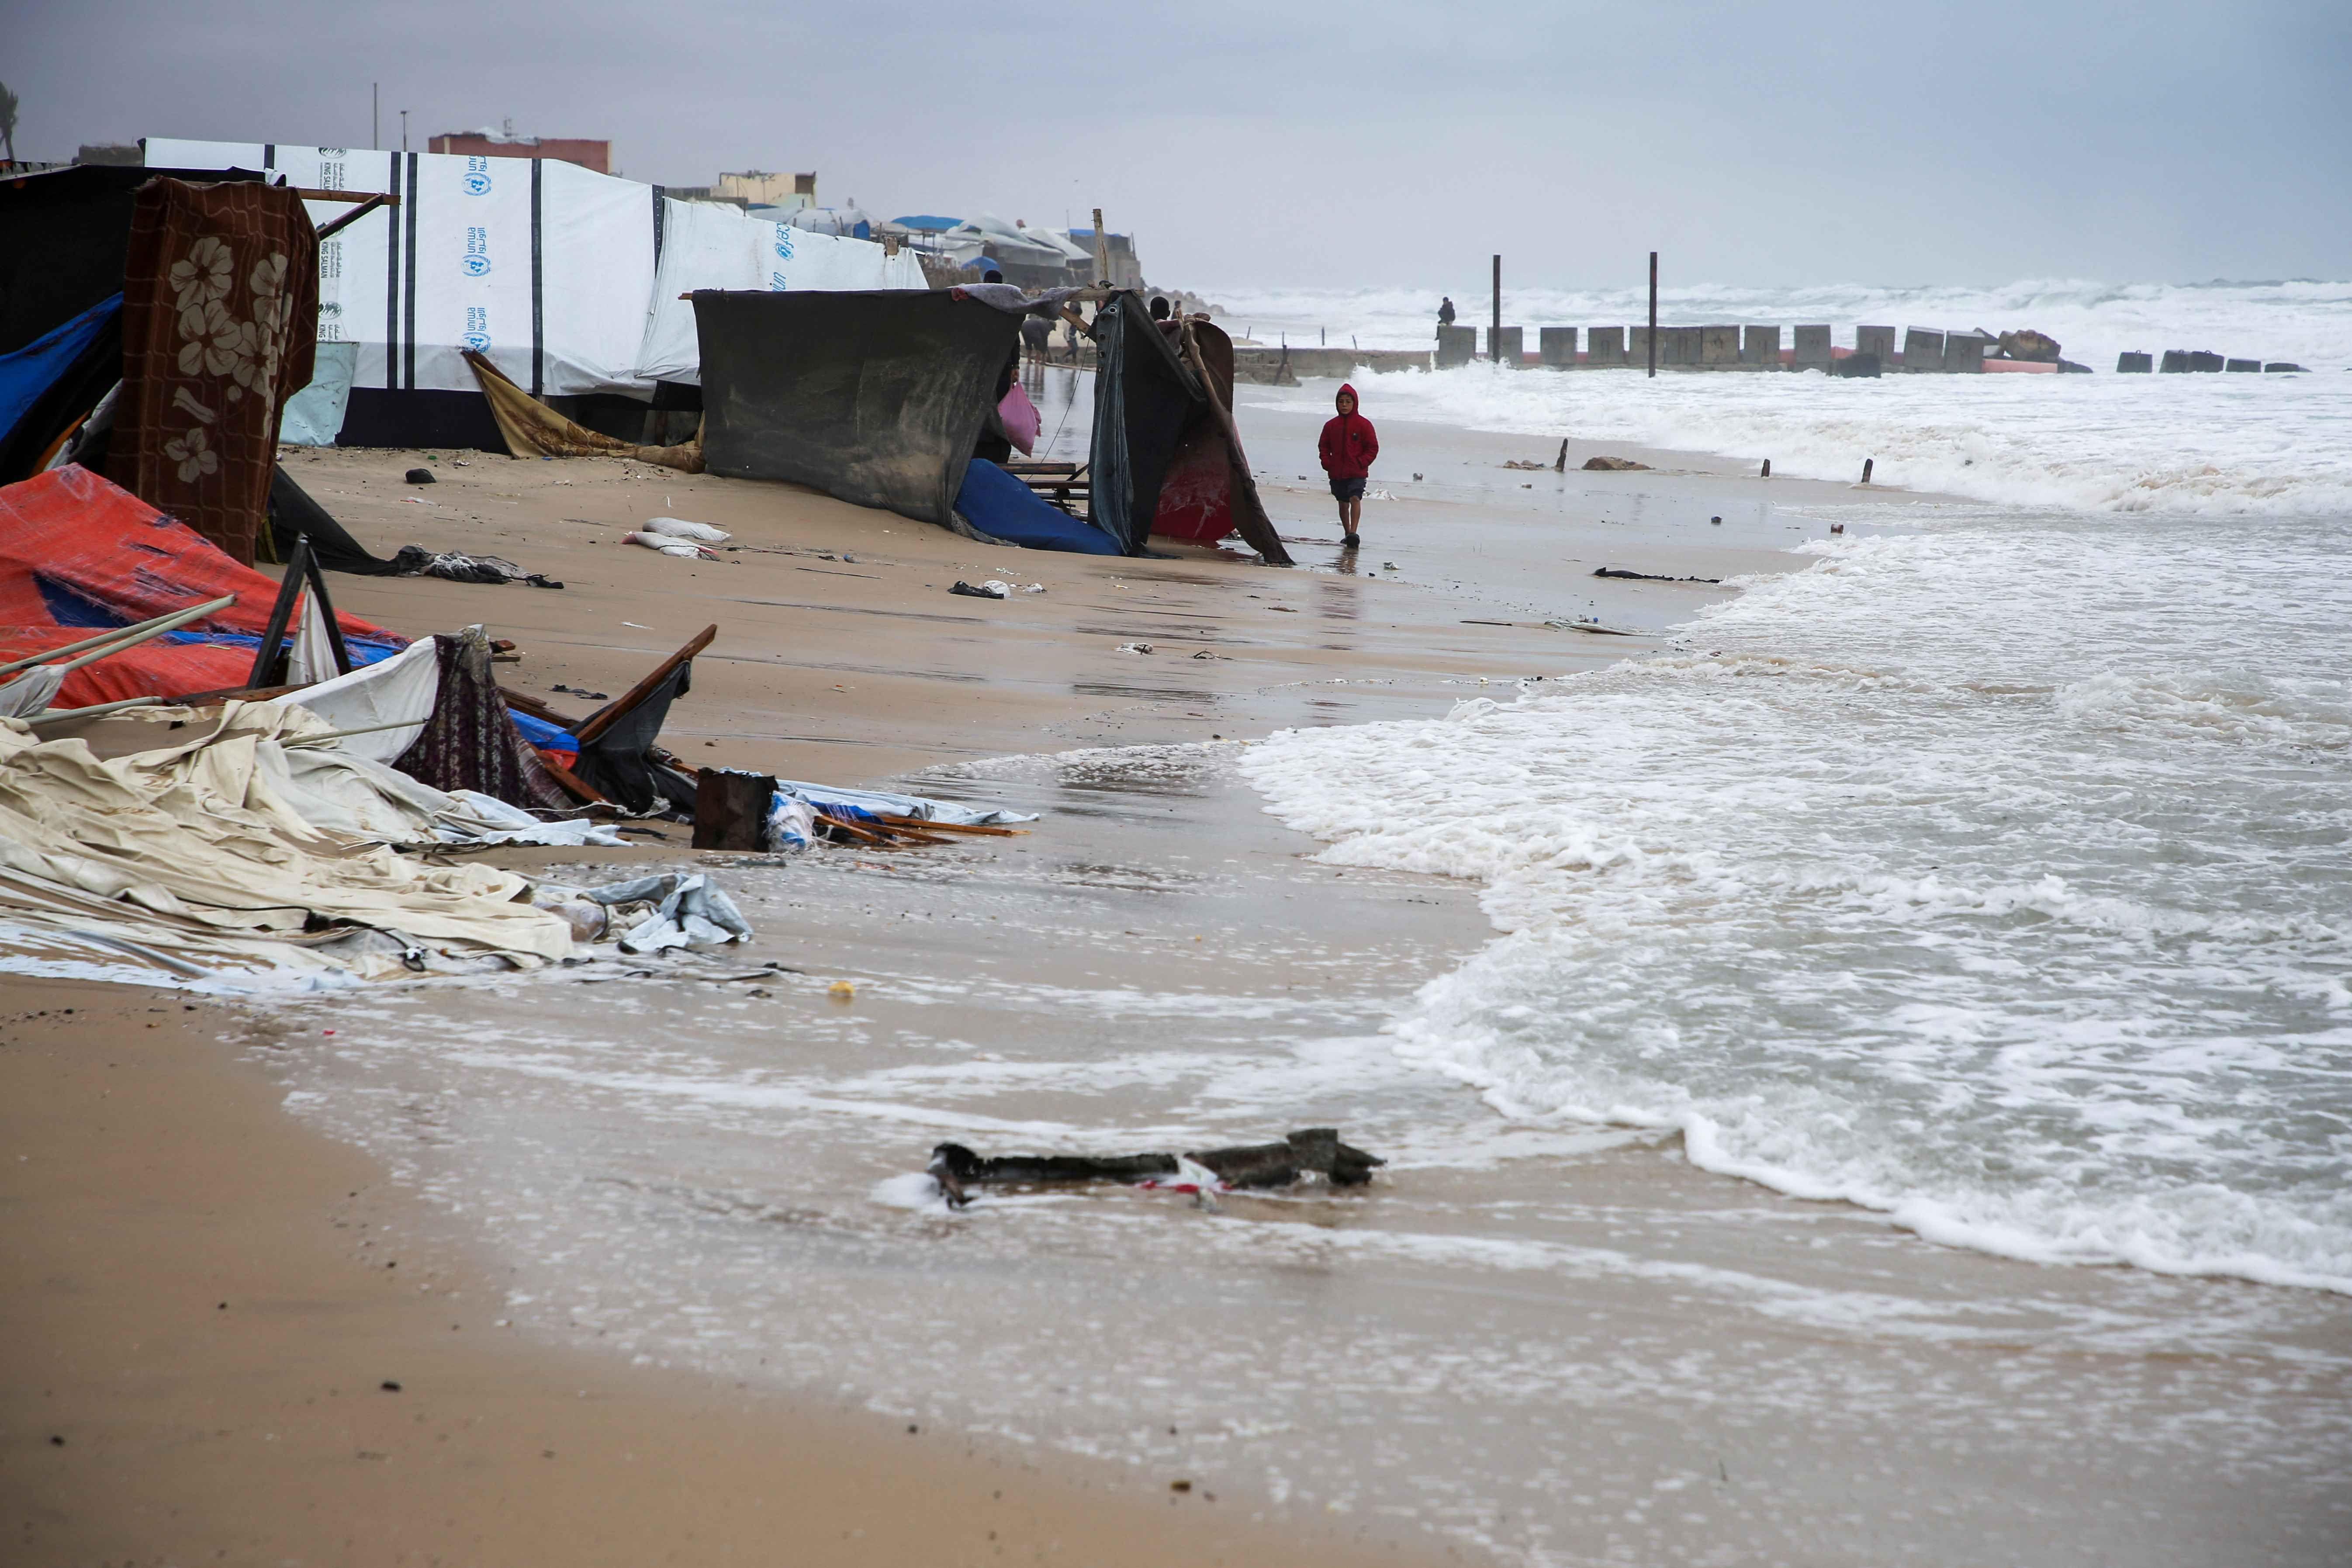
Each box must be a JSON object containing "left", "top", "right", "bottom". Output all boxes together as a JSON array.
[
  {"left": 954, "top": 458, "right": 1122, "bottom": 555},
  {"left": 0, "top": 294, "right": 121, "bottom": 446},
  {"left": 508, "top": 708, "right": 580, "bottom": 754}
]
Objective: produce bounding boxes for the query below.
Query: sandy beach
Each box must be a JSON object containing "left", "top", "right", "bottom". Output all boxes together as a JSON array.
[{"left": 8, "top": 384, "right": 2348, "bottom": 1567}]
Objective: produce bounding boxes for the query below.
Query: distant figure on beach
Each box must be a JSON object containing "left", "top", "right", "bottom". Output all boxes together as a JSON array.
[
  {"left": 1437, "top": 297, "right": 1456, "bottom": 328},
  {"left": 1318, "top": 382, "right": 1379, "bottom": 549}
]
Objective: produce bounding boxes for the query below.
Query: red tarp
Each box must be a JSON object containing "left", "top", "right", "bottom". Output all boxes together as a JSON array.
[{"left": 0, "top": 464, "right": 398, "bottom": 709}]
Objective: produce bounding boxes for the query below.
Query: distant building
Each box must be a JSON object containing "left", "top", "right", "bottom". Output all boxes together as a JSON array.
[
  {"left": 428, "top": 128, "right": 611, "bottom": 174},
  {"left": 669, "top": 170, "right": 818, "bottom": 212},
  {"left": 1063, "top": 228, "right": 1145, "bottom": 290}
]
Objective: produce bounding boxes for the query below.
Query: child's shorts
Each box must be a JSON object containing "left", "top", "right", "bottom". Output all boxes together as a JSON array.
[{"left": 1329, "top": 477, "right": 1366, "bottom": 502}]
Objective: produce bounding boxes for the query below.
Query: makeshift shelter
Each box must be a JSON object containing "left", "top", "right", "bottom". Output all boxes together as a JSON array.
[
  {"left": 1091, "top": 294, "right": 1290, "bottom": 563},
  {"left": 695, "top": 287, "right": 1023, "bottom": 528},
  {"left": 141, "top": 140, "right": 924, "bottom": 449}
]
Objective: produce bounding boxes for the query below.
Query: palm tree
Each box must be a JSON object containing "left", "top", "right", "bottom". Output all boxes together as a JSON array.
[{"left": 0, "top": 83, "right": 18, "bottom": 166}]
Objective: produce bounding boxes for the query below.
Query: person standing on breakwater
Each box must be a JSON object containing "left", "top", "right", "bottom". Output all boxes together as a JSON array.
[{"left": 1319, "top": 382, "right": 1379, "bottom": 550}]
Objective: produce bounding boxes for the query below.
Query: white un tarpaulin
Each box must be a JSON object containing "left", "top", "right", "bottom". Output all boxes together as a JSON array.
[
  {"left": 144, "top": 139, "right": 921, "bottom": 397},
  {"left": 635, "top": 197, "right": 928, "bottom": 384}
]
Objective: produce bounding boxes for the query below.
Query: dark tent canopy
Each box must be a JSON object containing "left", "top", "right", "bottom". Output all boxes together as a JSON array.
[
  {"left": 694, "top": 288, "right": 1017, "bottom": 528},
  {"left": 1091, "top": 294, "right": 1290, "bottom": 564}
]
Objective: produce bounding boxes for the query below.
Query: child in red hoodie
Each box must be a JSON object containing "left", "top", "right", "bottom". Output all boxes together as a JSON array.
[{"left": 1317, "top": 382, "right": 1379, "bottom": 548}]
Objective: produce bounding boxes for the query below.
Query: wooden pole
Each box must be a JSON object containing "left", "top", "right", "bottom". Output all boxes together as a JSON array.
[
  {"left": 1490, "top": 257, "right": 1502, "bottom": 356},
  {"left": 1647, "top": 251, "right": 1658, "bottom": 379},
  {"left": 247, "top": 536, "right": 312, "bottom": 689},
  {"left": 1090, "top": 207, "right": 1110, "bottom": 288}
]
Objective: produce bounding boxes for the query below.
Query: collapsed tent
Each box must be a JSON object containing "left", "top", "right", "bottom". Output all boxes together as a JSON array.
[
  {"left": 0, "top": 465, "right": 400, "bottom": 708},
  {"left": 696, "top": 287, "right": 1024, "bottom": 528},
  {"left": 0, "top": 700, "right": 575, "bottom": 980},
  {"left": 1091, "top": 294, "right": 1290, "bottom": 563}
]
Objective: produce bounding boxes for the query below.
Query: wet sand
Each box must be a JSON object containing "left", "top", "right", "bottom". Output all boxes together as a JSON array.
[{"left": 10, "top": 395, "right": 2343, "bottom": 1565}]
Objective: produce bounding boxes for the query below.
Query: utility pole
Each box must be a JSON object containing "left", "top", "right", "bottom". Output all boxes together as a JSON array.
[
  {"left": 1491, "top": 254, "right": 1501, "bottom": 363},
  {"left": 1647, "top": 251, "right": 1658, "bottom": 378},
  {"left": 372, "top": 83, "right": 379, "bottom": 150},
  {"left": 400, "top": 110, "right": 409, "bottom": 154}
]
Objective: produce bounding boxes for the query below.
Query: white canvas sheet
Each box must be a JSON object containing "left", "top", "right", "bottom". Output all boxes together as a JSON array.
[{"left": 635, "top": 198, "right": 928, "bottom": 384}]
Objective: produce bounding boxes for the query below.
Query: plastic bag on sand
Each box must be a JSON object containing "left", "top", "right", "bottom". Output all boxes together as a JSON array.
[
  {"left": 998, "top": 384, "right": 1040, "bottom": 456},
  {"left": 576, "top": 871, "right": 754, "bottom": 954},
  {"left": 764, "top": 793, "right": 818, "bottom": 852},
  {"left": 625, "top": 531, "right": 717, "bottom": 559},
  {"left": 643, "top": 516, "right": 730, "bottom": 543}
]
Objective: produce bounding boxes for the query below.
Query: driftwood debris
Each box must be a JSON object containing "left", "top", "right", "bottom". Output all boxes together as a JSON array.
[
  {"left": 926, "top": 1127, "right": 1384, "bottom": 1208},
  {"left": 1593, "top": 566, "right": 1722, "bottom": 584}
]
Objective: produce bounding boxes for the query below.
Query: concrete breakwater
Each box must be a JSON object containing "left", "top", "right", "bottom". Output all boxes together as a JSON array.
[{"left": 1441, "top": 322, "right": 2011, "bottom": 373}]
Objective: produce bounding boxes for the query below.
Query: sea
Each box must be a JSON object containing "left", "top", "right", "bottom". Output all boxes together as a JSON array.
[{"left": 1227, "top": 277, "right": 2352, "bottom": 1294}]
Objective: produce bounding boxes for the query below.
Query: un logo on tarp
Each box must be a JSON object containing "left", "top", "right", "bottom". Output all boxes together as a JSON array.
[
  {"left": 774, "top": 231, "right": 795, "bottom": 261},
  {"left": 462, "top": 332, "right": 492, "bottom": 351},
  {"left": 462, "top": 254, "right": 491, "bottom": 277},
  {"left": 463, "top": 170, "right": 492, "bottom": 196}
]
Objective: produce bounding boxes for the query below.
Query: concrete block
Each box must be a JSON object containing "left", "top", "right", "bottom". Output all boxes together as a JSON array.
[
  {"left": 1943, "top": 333, "right": 1988, "bottom": 373},
  {"left": 2265, "top": 362, "right": 2308, "bottom": 373},
  {"left": 2187, "top": 351, "right": 2224, "bottom": 373},
  {"left": 1487, "top": 326, "right": 1524, "bottom": 365},
  {"left": 2225, "top": 358, "right": 2261, "bottom": 373},
  {"left": 1701, "top": 325, "right": 1741, "bottom": 365},
  {"left": 1740, "top": 324, "right": 1781, "bottom": 367},
  {"left": 1435, "top": 325, "right": 1477, "bottom": 368},
  {"left": 1856, "top": 325, "right": 1897, "bottom": 363},
  {"left": 1901, "top": 328, "right": 1944, "bottom": 371},
  {"left": 1830, "top": 352, "right": 1882, "bottom": 378},
  {"left": 2158, "top": 350, "right": 2189, "bottom": 373},
  {"left": 2116, "top": 352, "right": 2153, "bottom": 373},
  {"left": 1792, "top": 325, "right": 1834, "bottom": 372},
  {"left": 1587, "top": 326, "right": 1628, "bottom": 367},
  {"left": 1673, "top": 326, "right": 1706, "bottom": 366},
  {"left": 1539, "top": 327, "right": 1578, "bottom": 368},
  {"left": 1629, "top": 326, "right": 1652, "bottom": 366}
]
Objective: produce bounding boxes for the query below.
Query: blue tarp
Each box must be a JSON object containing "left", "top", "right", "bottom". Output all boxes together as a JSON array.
[
  {"left": 892, "top": 215, "right": 961, "bottom": 232},
  {"left": 954, "top": 458, "right": 1122, "bottom": 555},
  {"left": 508, "top": 708, "right": 581, "bottom": 755},
  {"left": 0, "top": 294, "right": 120, "bottom": 448}
]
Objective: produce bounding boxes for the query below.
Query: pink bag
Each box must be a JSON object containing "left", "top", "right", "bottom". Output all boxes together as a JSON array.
[{"left": 998, "top": 382, "right": 1041, "bottom": 456}]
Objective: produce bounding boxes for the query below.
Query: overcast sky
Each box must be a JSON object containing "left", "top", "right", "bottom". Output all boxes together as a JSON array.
[{"left": 10, "top": 0, "right": 2347, "bottom": 292}]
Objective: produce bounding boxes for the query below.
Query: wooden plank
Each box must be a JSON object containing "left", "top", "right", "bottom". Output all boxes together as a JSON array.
[{"left": 574, "top": 624, "right": 716, "bottom": 747}]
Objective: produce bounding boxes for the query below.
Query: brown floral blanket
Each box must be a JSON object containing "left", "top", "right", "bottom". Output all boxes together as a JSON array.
[{"left": 106, "top": 179, "right": 318, "bottom": 565}]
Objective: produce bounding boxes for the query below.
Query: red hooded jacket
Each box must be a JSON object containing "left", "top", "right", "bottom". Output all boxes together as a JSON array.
[{"left": 1318, "top": 384, "right": 1379, "bottom": 480}]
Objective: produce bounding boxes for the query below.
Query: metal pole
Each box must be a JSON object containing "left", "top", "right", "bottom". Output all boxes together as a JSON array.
[
  {"left": 1491, "top": 254, "right": 1501, "bottom": 363},
  {"left": 1647, "top": 251, "right": 1658, "bottom": 378},
  {"left": 372, "top": 83, "right": 379, "bottom": 150}
]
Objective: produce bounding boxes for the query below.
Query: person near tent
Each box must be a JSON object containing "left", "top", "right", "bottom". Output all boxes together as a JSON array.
[
  {"left": 1149, "top": 295, "right": 1172, "bottom": 321},
  {"left": 1317, "top": 382, "right": 1378, "bottom": 550},
  {"left": 1437, "top": 297, "right": 1456, "bottom": 329}
]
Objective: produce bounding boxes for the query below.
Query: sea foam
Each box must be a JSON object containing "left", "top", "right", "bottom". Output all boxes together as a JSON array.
[{"left": 1241, "top": 509, "right": 2352, "bottom": 1292}]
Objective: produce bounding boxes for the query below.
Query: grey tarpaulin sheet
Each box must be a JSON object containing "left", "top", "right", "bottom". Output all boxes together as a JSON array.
[{"left": 692, "top": 289, "right": 1019, "bottom": 527}]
